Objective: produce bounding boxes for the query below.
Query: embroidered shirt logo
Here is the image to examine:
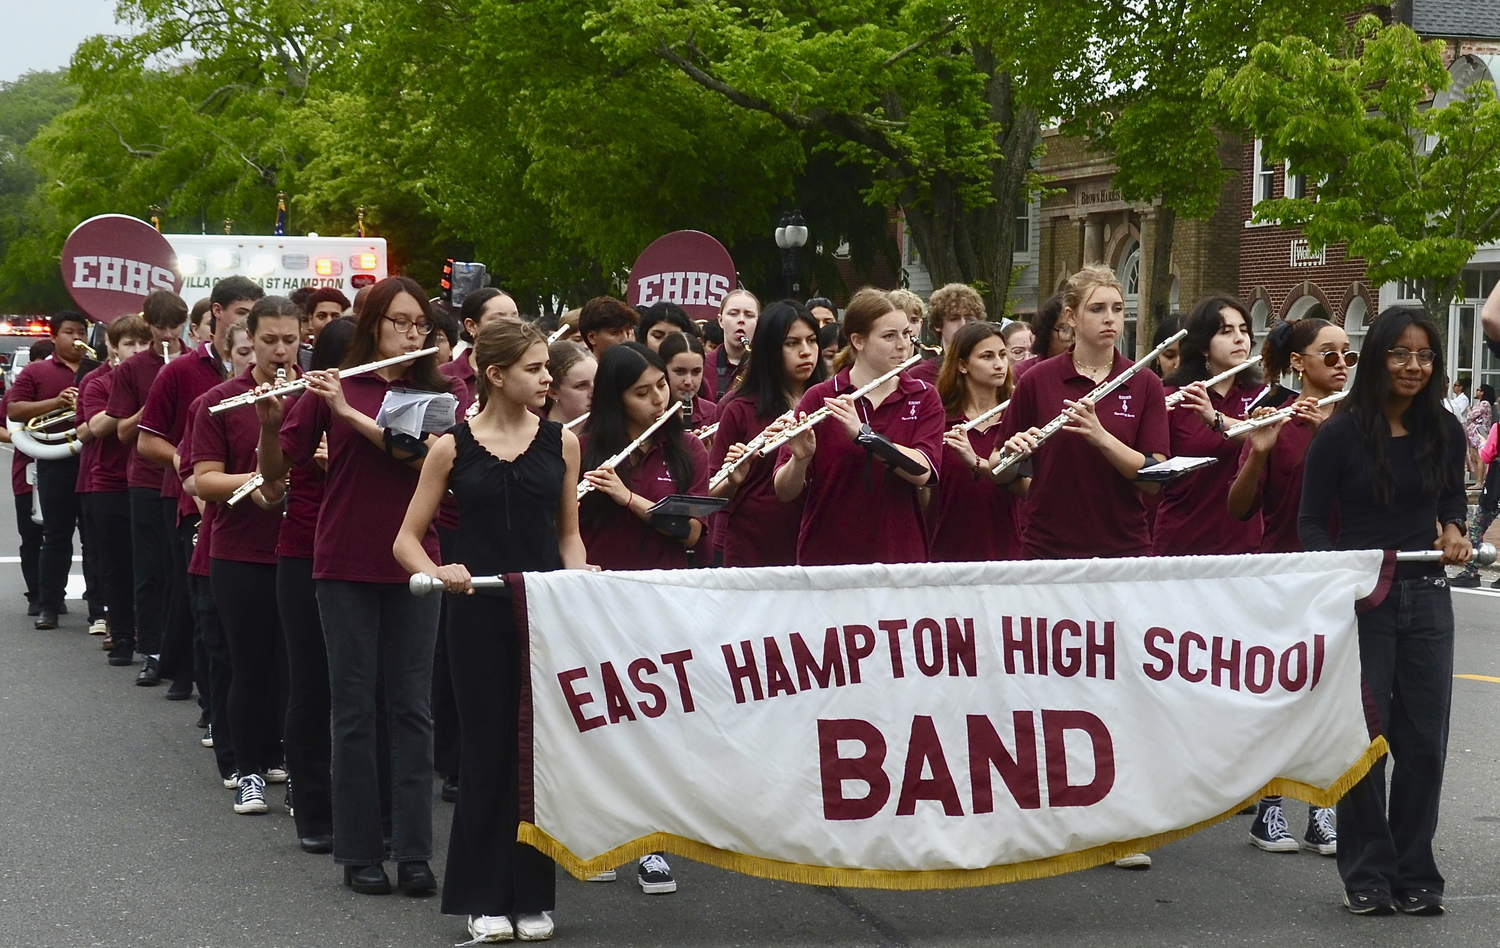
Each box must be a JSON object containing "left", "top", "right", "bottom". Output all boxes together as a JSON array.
[
  {"left": 903, "top": 400, "right": 920, "bottom": 421},
  {"left": 1114, "top": 392, "right": 1135, "bottom": 419}
]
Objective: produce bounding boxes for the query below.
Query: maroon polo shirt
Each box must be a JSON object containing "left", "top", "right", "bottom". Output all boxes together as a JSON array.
[
  {"left": 1233, "top": 416, "right": 1320, "bottom": 555},
  {"left": 11, "top": 355, "right": 83, "bottom": 474},
  {"left": 905, "top": 357, "right": 940, "bottom": 388},
  {"left": 709, "top": 394, "right": 803, "bottom": 567},
  {"left": 139, "top": 341, "right": 227, "bottom": 501},
  {"left": 277, "top": 392, "right": 325, "bottom": 560},
  {"left": 75, "top": 364, "right": 118, "bottom": 493},
  {"left": 579, "top": 435, "right": 709, "bottom": 571},
  {"left": 192, "top": 370, "right": 285, "bottom": 565},
  {"left": 190, "top": 504, "right": 214, "bottom": 577},
  {"left": 929, "top": 417, "right": 1022, "bottom": 562},
  {"left": 106, "top": 348, "right": 167, "bottom": 492},
  {"left": 3, "top": 389, "right": 27, "bottom": 497},
  {"left": 775, "top": 367, "right": 944, "bottom": 566},
  {"left": 997, "top": 350, "right": 1170, "bottom": 559},
  {"left": 281, "top": 369, "right": 443, "bottom": 583},
  {"left": 1152, "top": 380, "right": 1264, "bottom": 556}
]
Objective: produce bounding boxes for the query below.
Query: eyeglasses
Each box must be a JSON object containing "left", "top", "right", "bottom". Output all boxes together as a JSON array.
[
  {"left": 383, "top": 315, "right": 433, "bottom": 336},
  {"left": 1387, "top": 347, "right": 1436, "bottom": 367},
  {"left": 1308, "top": 349, "right": 1358, "bottom": 368},
  {"left": 1053, "top": 324, "right": 1074, "bottom": 340}
]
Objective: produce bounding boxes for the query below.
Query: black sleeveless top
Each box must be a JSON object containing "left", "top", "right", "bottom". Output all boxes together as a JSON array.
[{"left": 449, "top": 420, "right": 564, "bottom": 585}]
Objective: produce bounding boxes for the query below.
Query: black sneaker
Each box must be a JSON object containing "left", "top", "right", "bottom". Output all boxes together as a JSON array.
[
  {"left": 637, "top": 853, "right": 677, "bottom": 894},
  {"left": 1490, "top": 575, "right": 1500, "bottom": 590},
  {"left": 284, "top": 778, "right": 294, "bottom": 817},
  {"left": 1450, "top": 572, "right": 1481, "bottom": 588},
  {"left": 1303, "top": 806, "right": 1336, "bottom": 856},
  {"left": 26, "top": 600, "right": 40, "bottom": 617},
  {"left": 202, "top": 725, "right": 215, "bottom": 748},
  {"left": 441, "top": 774, "right": 458, "bottom": 803},
  {"left": 107, "top": 641, "right": 136, "bottom": 666},
  {"left": 34, "top": 610, "right": 57, "bottom": 630},
  {"left": 1343, "top": 890, "right": 1396, "bottom": 915},
  {"left": 135, "top": 657, "right": 162, "bottom": 686},
  {"left": 164, "top": 679, "right": 194, "bottom": 701},
  {"left": 196, "top": 711, "right": 208, "bottom": 729},
  {"left": 234, "top": 774, "right": 268, "bottom": 815},
  {"left": 1249, "top": 800, "right": 1299, "bottom": 852},
  {"left": 1396, "top": 889, "right": 1443, "bottom": 916}
]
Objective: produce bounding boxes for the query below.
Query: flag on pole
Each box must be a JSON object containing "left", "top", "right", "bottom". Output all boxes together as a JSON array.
[
  {"left": 273, "top": 192, "right": 287, "bottom": 236},
  {"left": 356, "top": 205, "right": 366, "bottom": 238}
]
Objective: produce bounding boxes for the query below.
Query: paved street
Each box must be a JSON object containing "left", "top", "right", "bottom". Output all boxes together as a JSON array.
[{"left": 2, "top": 472, "right": 1499, "bottom": 947}]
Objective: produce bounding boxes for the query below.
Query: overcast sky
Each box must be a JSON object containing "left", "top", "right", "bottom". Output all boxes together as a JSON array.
[{"left": 1, "top": 0, "right": 130, "bottom": 83}]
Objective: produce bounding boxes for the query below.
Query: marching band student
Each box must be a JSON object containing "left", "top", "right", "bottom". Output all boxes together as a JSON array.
[
  {"left": 396, "top": 319, "right": 587, "bottom": 945},
  {"left": 258, "top": 276, "right": 450, "bottom": 897},
  {"left": 298, "top": 288, "right": 351, "bottom": 370},
  {"left": 658, "top": 331, "right": 718, "bottom": 429},
  {"left": 78, "top": 316, "right": 153, "bottom": 662},
  {"left": 443, "top": 287, "right": 521, "bottom": 408},
  {"left": 1001, "top": 321, "right": 1035, "bottom": 369},
  {"left": 1152, "top": 296, "right": 1264, "bottom": 556},
  {"left": 8, "top": 310, "right": 93, "bottom": 631},
  {"left": 2, "top": 342, "right": 51, "bottom": 619},
  {"left": 545, "top": 341, "right": 595, "bottom": 427},
  {"left": 579, "top": 340, "right": 709, "bottom": 893},
  {"left": 106, "top": 289, "right": 188, "bottom": 675},
  {"left": 710, "top": 301, "right": 826, "bottom": 566},
  {"left": 890, "top": 288, "right": 926, "bottom": 343},
  {"left": 578, "top": 296, "right": 639, "bottom": 356},
  {"left": 636, "top": 301, "right": 697, "bottom": 352},
  {"left": 1300, "top": 307, "right": 1469, "bottom": 918},
  {"left": 928, "top": 322, "right": 1022, "bottom": 561},
  {"left": 992, "top": 266, "right": 1169, "bottom": 558},
  {"left": 907, "top": 283, "right": 986, "bottom": 387},
  {"left": 192, "top": 297, "right": 303, "bottom": 817},
  {"left": 138, "top": 275, "right": 263, "bottom": 694},
  {"left": 818, "top": 323, "right": 841, "bottom": 379},
  {"left": 774, "top": 287, "right": 943, "bottom": 565},
  {"left": 1150, "top": 314, "right": 1188, "bottom": 379},
  {"left": 433, "top": 307, "right": 459, "bottom": 364},
  {"left": 1226, "top": 316, "right": 1349, "bottom": 857},
  {"left": 272, "top": 316, "right": 355, "bottom": 854},
  {"left": 708, "top": 290, "right": 759, "bottom": 400},
  {"left": 1029, "top": 293, "right": 1070, "bottom": 359},
  {"left": 189, "top": 298, "right": 214, "bottom": 346},
  {"left": 806, "top": 297, "right": 839, "bottom": 329}
]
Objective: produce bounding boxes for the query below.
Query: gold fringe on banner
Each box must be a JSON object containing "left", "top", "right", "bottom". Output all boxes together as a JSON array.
[{"left": 517, "top": 736, "right": 1387, "bottom": 892}]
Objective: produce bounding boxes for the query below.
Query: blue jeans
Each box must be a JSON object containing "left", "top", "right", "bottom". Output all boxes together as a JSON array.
[
  {"left": 316, "top": 579, "right": 440, "bottom": 867},
  {"left": 1336, "top": 576, "right": 1454, "bottom": 896}
]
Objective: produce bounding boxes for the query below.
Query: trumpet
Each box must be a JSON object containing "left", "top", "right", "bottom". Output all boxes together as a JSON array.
[
  {"left": 563, "top": 412, "right": 589, "bottom": 431},
  {"left": 991, "top": 329, "right": 1188, "bottom": 477},
  {"left": 209, "top": 347, "right": 438, "bottom": 414},
  {"left": 1164, "top": 356, "right": 1262, "bottom": 408},
  {"left": 1221, "top": 391, "right": 1348, "bottom": 438},
  {"left": 757, "top": 354, "right": 922, "bottom": 457},
  {"left": 577, "top": 401, "right": 683, "bottom": 500},
  {"left": 961, "top": 399, "right": 1011, "bottom": 432}
]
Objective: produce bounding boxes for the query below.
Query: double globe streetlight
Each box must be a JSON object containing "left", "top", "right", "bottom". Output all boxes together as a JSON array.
[{"left": 775, "top": 210, "right": 809, "bottom": 299}]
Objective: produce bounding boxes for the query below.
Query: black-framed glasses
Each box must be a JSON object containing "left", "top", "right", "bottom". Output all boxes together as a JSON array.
[
  {"left": 1387, "top": 347, "right": 1435, "bottom": 367},
  {"left": 383, "top": 315, "right": 433, "bottom": 335},
  {"left": 1053, "top": 323, "right": 1074, "bottom": 340},
  {"left": 1309, "top": 349, "right": 1358, "bottom": 368}
]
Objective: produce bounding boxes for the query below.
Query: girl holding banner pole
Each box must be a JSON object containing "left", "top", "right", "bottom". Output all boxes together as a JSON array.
[
  {"left": 710, "top": 300, "right": 826, "bottom": 567},
  {"left": 927, "top": 321, "right": 1022, "bottom": 562},
  {"left": 1227, "top": 316, "right": 1351, "bottom": 857},
  {"left": 773, "top": 287, "right": 944, "bottom": 566},
  {"left": 1298, "top": 306, "right": 1470, "bottom": 917},
  {"left": 396, "top": 320, "right": 587, "bottom": 944}
]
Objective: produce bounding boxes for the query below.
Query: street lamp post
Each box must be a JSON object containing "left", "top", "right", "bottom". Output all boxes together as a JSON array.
[{"left": 774, "top": 210, "right": 809, "bottom": 299}]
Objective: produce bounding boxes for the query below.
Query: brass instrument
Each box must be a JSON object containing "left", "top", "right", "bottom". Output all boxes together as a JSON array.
[
  {"left": 75, "top": 341, "right": 98, "bottom": 361},
  {"left": 25, "top": 406, "right": 78, "bottom": 434}
]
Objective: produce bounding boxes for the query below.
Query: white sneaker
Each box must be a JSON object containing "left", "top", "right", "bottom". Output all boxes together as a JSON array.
[
  {"left": 88, "top": 619, "right": 107, "bottom": 636},
  {"left": 515, "top": 912, "right": 554, "bottom": 941},
  {"left": 265, "top": 767, "right": 288, "bottom": 784},
  {"left": 585, "top": 870, "right": 616, "bottom": 882},
  {"left": 1114, "top": 852, "right": 1152, "bottom": 869},
  {"left": 222, "top": 770, "right": 240, "bottom": 789},
  {"left": 465, "top": 914, "right": 514, "bottom": 943}
]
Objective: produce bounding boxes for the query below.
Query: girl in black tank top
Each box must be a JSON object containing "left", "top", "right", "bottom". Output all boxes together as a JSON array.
[{"left": 396, "top": 321, "right": 588, "bottom": 943}]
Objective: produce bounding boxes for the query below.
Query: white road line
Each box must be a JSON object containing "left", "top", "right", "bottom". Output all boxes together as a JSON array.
[
  {"left": 0, "top": 556, "right": 82, "bottom": 563},
  {"left": 1453, "top": 586, "right": 1500, "bottom": 597}
]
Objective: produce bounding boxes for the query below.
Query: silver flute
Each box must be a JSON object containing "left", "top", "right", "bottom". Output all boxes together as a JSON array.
[
  {"left": 757, "top": 354, "right": 922, "bottom": 457},
  {"left": 1221, "top": 391, "right": 1348, "bottom": 438},
  {"left": 1164, "top": 355, "right": 1262, "bottom": 408},
  {"left": 707, "top": 410, "right": 794, "bottom": 491},
  {"left": 209, "top": 348, "right": 438, "bottom": 414},
  {"left": 961, "top": 399, "right": 1011, "bottom": 432},
  {"left": 576, "top": 401, "right": 683, "bottom": 500}
]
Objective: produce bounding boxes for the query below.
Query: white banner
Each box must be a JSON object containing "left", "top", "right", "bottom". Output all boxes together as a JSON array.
[{"left": 514, "top": 552, "right": 1389, "bottom": 889}]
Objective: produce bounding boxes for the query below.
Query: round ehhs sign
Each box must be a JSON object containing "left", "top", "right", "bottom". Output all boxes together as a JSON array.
[
  {"left": 61, "top": 214, "right": 182, "bottom": 323},
  {"left": 627, "top": 230, "right": 738, "bottom": 322}
]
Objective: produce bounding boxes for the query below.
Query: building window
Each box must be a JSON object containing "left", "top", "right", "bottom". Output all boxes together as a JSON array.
[
  {"left": 1013, "top": 196, "right": 1031, "bottom": 254},
  {"left": 1252, "top": 139, "right": 1277, "bottom": 206},
  {"left": 1397, "top": 278, "right": 1422, "bottom": 302},
  {"left": 1285, "top": 162, "right": 1305, "bottom": 200}
]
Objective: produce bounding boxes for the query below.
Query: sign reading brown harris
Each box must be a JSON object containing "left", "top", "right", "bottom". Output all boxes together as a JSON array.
[
  {"left": 61, "top": 214, "right": 182, "bottom": 323},
  {"left": 627, "top": 230, "right": 738, "bottom": 322}
]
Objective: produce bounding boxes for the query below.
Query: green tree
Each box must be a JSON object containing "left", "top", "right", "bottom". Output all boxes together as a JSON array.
[
  {"left": 1213, "top": 17, "right": 1500, "bottom": 326},
  {"left": 0, "top": 70, "right": 79, "bottom": 312}
]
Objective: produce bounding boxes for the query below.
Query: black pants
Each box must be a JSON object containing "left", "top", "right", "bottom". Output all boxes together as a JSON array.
[
  {"left": 1337, "top": 576, "right": 1454, "bottom": 896},
  {"left": 84, "top": 491, "right": 135, "bottom": 642},
  {"left": 35, "top": 457, "right": 80, "bottom": 614},
  {"left": 211, "top": 558, "right": 284, "bottom": 778},
  {"left": 433, "top": 526, "right": 461, "bottom": 779},
  {"left": 191, "top": 573, "right": 236, "bottom": 779},
  {"left": 160, "top": 503, "right": 197, "bottom": 683},
  {"left": 13, "top": 490, "right": 41, "bottom": 607},
  {"left": 277, "top": 556, "right": 332, "bottom": 838},
  {"left": 441, "top": 593, "right": 555, "bottom": 916},
  {"left": 130, "top": 487, "right": 169, "bottom": 656},
  {"left": 78, "top": 494, "right": 104, "bottom": 621}
]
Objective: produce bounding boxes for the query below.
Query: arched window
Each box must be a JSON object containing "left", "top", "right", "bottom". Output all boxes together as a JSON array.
[
  {"left": 1250, "top": 299, "right": 1270, "bottom": 337},
  {"left": 1117, "top": 239, "right": 1140, "bottom": 356}
]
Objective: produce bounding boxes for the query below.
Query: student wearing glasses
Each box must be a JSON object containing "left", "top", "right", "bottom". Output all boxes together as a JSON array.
[{"left": 1299, "top": 307, "right": 1470, "bottom": 918}]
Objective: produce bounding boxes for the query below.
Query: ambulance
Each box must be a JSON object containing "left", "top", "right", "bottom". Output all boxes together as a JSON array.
[{"left": 164, "top": 233, "right": 389, "bottom": 308}]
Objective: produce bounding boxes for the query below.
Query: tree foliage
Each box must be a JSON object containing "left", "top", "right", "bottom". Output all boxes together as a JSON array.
[
  {"left": 1214, "top": 17, "right": 1500, "bottom": 325},
  {"left": 0, "top": 70, "right": 79, "bottom": 312}
]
